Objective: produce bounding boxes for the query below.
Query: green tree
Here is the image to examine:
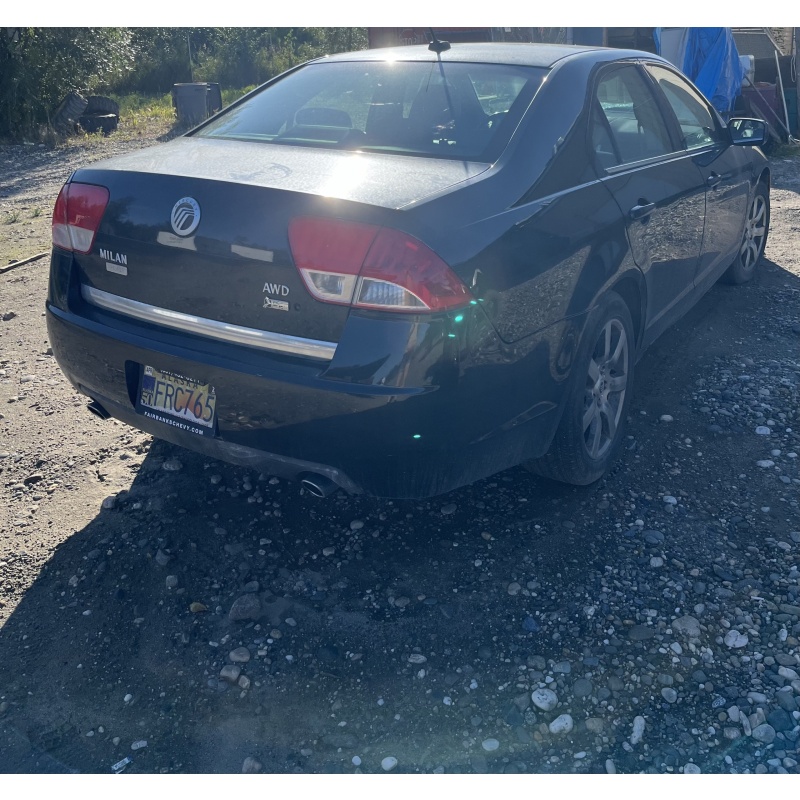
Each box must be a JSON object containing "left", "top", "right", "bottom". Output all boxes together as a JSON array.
[
  {"left": 114, "top": 28, "right": 223, "bottom": 94},
  {"left": 113, "top": 28, "right": 368, "bottom": 95}
]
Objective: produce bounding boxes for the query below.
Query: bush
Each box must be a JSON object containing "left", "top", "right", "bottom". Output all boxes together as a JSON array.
[
  {"left": 0, "top": 27, "right": 368, "bottom": 141},
  {"left": 0, "top": 28, "right": 135, "bottom": 140}
]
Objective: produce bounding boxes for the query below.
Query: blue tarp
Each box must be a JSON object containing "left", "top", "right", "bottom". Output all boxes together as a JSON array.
[{"left": 654, "top": 27, "right": 744, "bottom": 114}]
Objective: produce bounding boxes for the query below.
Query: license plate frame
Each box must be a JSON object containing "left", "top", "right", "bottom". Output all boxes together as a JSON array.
[{"left": 135, "top": 365, "right": 217, "bottom": 437}]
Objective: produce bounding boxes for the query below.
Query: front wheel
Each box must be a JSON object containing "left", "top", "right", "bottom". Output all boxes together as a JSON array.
[
  {"left": 526, "top": 292, "right": 635, "bottom": 485},
  {"left": 723, "top": 182, "right": 770, "bottom": 285}
]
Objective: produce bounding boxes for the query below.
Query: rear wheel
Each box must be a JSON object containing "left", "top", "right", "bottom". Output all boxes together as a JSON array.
[
  {"left": 527, "top": 291, "right": 634, "bottom": 485},
  {"left": 723, "top": 182, "right": 769, "bottom": 285}
]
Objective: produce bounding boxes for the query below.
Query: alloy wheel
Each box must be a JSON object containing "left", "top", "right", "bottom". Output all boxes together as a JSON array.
[
  {"left": 740, "top": 193, "right": 767, "bottom": 272},
  {"left": 583, "top": 319, "right": 629, "bottom": 460}
]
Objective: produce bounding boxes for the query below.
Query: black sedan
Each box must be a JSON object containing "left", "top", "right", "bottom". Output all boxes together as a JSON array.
[{"left": 47, "top": 43, "right": 770, "bottom": 498}]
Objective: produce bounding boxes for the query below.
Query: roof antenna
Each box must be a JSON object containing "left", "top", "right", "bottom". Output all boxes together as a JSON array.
[{"left": 428, "top": 29, "right": 451, "bottom": 54}]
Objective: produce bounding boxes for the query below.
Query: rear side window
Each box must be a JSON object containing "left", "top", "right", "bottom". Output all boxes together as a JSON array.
[
  {"left": 594, "top": 65, "right": 674, "bottom": 165},
  {"left": 196, "top": 61, "right": 547, "bottom": 162},
  {"left": 646, "top": 64, "right": 722, "bottom": 150}
]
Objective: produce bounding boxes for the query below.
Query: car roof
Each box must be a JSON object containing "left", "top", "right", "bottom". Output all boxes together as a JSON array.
[{"left": 321, "top": 42, "right": 610, "bottom": 69}]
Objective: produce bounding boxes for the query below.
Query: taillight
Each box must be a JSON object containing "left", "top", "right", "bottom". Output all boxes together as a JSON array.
[
  {"left": 288, "top": 217, "right": 470, "bottom": 313},
  {"left": 52, "top": 182, "right": 109, "bottom": 254}
]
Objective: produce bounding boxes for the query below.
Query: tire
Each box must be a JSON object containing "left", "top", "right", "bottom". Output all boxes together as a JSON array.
[
  {"left": 84, "top": 96, "right": 120, "bottom": 117},
  {"left": 526, "top": 291, "right": 635, "bottom": 485},
  {"left": 723, "top": 181, "right": 770, "bottom": 285},
  {"left": 52, "top": 91, "right": 87, "bottom": 132},
  {"left": 79, "top": 113, "right": 119, "bottom": 135}
]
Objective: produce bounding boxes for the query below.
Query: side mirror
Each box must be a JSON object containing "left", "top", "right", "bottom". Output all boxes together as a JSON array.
[{"left": 728, "top": 118, "right": 768, "bottom": 147}]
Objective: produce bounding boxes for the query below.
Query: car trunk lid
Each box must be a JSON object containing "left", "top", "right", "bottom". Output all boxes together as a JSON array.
[{"left": 71, "top": 139, "right": 487, "bottom": 352}]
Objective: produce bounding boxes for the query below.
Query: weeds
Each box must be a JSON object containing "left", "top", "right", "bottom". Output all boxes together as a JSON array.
[
  {"left": 4, "top": 210, "right": 20, "bottom": 224},
  {"left": 31, "top": 208, "right": 42, "bottom": 218},
  {"left": 769, "top": 141, "right": 800, "bottom": 159}
]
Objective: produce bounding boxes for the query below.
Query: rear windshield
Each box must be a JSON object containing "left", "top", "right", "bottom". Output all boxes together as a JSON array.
[{"left": 195, "top": 60, "right": 547, "bottom": 162}]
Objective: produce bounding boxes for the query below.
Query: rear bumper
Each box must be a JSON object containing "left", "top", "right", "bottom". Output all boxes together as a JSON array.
[
  {"left": 46, "top": 298, "right": 568, "bottom": 498},
  {"left": 83, "top": 388, "right": 365, "bottom": 494}
]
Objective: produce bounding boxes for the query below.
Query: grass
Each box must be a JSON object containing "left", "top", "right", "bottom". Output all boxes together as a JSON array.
[
  {"left": 3, "top": 210, "right": 20, "bottom": 224},
  {"left": 108, "top": 86, "right": 255, "bottom": 135},
  {"left": 769, "top": 141, "right": 800, "bottom": 158}
]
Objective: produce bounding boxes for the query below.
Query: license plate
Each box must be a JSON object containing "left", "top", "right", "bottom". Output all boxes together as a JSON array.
[{"left": 136, "top": 365, "right": 216, "bottom": 437}]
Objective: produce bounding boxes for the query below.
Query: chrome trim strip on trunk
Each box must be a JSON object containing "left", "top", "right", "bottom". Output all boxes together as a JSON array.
[{"left": 80, "top": 285, "right": 337, "bottom": 361}]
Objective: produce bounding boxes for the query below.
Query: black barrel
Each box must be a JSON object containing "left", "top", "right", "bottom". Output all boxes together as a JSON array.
[{"left": 172, "top": 83, "right": 220, "bottom": 126}]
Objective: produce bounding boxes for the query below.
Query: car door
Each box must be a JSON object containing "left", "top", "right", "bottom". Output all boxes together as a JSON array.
[
  {"left": 642, "top": 63, "right": 752, "bottom": 288},
  {"left": 590, "top": 63, "right": 706, "bottom": 334}
]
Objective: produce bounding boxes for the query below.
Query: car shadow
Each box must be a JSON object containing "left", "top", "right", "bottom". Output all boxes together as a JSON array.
[
  {"left": 0, "top": 439, "right": 588, "bottom": 772},
  {"left": 0, "top": 239, "right": 798, "bottom": 774}
]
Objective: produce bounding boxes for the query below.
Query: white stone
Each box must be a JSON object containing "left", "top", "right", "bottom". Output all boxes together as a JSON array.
[
  {"left": 741, "top": 714, "right": 752, "bottom": 737},
  {"left": 663, "top": 495, "right": 678, "bottom": 505},
  {"left": 352, "top": 756, "right": 361, "bottom": 766},
  {"left": 778, "top": 666, "right": 799, "bottom": 680},
  {"left": 605, "top": 759, "right": 616, "bottom": 774},
  {"left": 131, "top": 740, "right": 147, "bottom": 751},
  {"left": 162, "top": 459, "right": 182, "bottom": 471},
  {"left": 630, "top": 715, "right": 646, "bottom": 745},
  {"left": 755, "top": 426, "right": 771, "bottom": 435},
  {"left": 482, "top": 738, "right": 500, "bottom": 751},
  {"left": 123, "top": 693, "right": 133, "bottom": 704},
  {"left": 660, "top": 415, "right": 674, "bottom": 422},
  {"left": 381, "top": 757, "right": 398, "bottom": 771},
  {"left": 684, "top": 764, "right": 701, "bottom": 774},
  {"left": 548, "top": 714, "right": 574, "bottom": 734},
  {"left": 408, "top": 654, "right": 427, "bottom": 664},
  {"left": 322, "top": 547, "right": 335, "bottom": 556},
  {"left": 531, "top": 688, "right": 558, "bottom": 711},
  {"left": 724, "top": 630, "right": 748, "bottom": 648},
  {"left": 756, "top": 460, "right": 775, "bottom": 468}
]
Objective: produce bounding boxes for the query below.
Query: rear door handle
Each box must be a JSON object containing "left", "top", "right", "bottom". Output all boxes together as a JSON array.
[{"left": 629, "top": 202, "right": 655, "bottom": 221}]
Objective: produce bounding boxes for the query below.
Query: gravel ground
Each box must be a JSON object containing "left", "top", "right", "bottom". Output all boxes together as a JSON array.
[{"left": 0, "top": 128, "right": 799, "bottom": 774}]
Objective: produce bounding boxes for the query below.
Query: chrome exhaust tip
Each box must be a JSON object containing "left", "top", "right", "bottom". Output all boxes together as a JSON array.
[
  {"left": 87, "top": 400, "right": 111, "bottom": 421},
  {"left": 300, "top": 473, "right": 339, "bottom": 498}
]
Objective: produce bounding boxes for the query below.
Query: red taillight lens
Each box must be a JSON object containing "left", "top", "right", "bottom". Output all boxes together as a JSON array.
[
  {"left": 288, "top": 217, "right": 470, "bottom": 313},
  {"left": 288, "top": 217, "right": 377, "bottom": 306},
  {"left": 52, "top": 182, "right": 109, "bottom": 254}
]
